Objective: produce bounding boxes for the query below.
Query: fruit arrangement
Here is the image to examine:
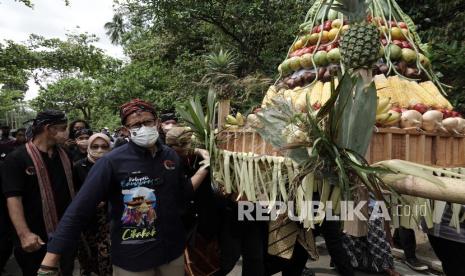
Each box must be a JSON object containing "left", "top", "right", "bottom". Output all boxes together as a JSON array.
[
  {"left": 258, "top": 0, "right": 457, "bottom": 133},
  {"left": 277, "top": 0, "right": 439, "bottom": 89},
  {"left": 375, "top": 93, "right": 465, "bottom": 134}
]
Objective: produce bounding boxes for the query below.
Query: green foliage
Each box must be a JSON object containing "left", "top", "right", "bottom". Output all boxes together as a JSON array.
[{"left": 397, "top": 0, "right": 465, "bottom": 112}]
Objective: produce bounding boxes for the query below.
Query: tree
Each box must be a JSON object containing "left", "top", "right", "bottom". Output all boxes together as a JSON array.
[
  {"left": 31, "top": 77, "right": 95, "bottom": 121},
  {"left": 104, "top": 14, "right": 125, "bottom": 45},
  {"left": 12, "top": 0, "right": 69, "bottom": 8},
  {"left": 397, "top": 0, "right": 465, "bottom": 112}
]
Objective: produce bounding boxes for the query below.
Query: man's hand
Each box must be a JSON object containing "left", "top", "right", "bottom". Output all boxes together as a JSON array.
[
  {"left": 194, "top": 148, "right": 210, "bottom": 161},
  {"left": 19, "top": 232, "right": 45, "bottom": 252}
]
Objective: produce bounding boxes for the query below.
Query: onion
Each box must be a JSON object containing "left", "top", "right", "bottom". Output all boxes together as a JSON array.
[
  {"left": 442, "top": 118, "right": 459, "bottom": 134},
  {"left": 457, "top": 118, "right": 465, "bottom": 134},
  {"left": 422, "top": 110, "right": 443, "bottom": 132},
  {"left": 400, "top": 110, "right": 422, "bottom": 128}
]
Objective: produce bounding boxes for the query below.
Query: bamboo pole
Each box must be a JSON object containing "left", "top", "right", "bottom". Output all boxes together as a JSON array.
[
  {"left": 386, "top": 175, "right": 465, "bottom": 204},
  {"left": 218, "top": 100, "right": 230, "bottom": 130}
]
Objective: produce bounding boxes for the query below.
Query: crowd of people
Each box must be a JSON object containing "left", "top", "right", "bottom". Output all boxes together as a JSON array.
[{"left": 0, "top": 99, "right": 464, "bottom": 276}]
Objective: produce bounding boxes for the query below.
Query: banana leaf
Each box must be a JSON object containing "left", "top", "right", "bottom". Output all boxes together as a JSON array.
[{"left": 335, "top": 72, "right": 377, "bottom": 156}]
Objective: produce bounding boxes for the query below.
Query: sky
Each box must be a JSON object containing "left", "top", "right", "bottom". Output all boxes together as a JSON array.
[{"left": 0, "top": 0, "right": 125, "bottom": 100}]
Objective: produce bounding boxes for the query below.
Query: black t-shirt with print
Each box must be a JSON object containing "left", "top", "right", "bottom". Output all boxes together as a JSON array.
[
  {"left": 47, "top": 141, "right": 193, "bottom": 272},
  {"left": 1, "top": 145, "right": 73, "bottom": 244}
]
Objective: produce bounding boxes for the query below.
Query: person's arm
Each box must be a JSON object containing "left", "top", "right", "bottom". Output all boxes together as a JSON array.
[
  {"left": 1, "top": 152, "right": 44, "bottom": 253},
  {"left": 190, "top": 168, "right": 209, "bottom": 191},
  {"left": 7, "top": 197, "right": 45, "bottom": 252},
  {"left": 39, "top": 157, "right": 115, "bottom": 270}
]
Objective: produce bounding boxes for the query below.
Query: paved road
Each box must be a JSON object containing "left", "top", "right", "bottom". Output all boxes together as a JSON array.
[{"left": 3, "top": 245, "right": 442, "bottom": 276}]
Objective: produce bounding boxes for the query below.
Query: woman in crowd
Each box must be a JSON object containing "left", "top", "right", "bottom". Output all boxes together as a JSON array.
[
  {"left": 73, "top": 133, "right": 112, "bottom": 276},
  {"left": 71, "top": 129, "right": 93, "bottom": 162}
]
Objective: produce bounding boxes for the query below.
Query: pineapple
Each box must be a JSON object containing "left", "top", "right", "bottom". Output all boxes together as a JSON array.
[{"left": 334, "top": 0, "right": 380, "bottom": 70}]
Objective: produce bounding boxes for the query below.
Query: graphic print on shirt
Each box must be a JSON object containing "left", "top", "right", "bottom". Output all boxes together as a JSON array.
[{"left": 120, "top": 175, "right": 158, "bottom": 244}]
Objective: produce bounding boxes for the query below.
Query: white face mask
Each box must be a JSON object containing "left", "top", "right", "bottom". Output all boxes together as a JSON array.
[{"left": 130, "top": 126, "right": 159, "bottom": 148}]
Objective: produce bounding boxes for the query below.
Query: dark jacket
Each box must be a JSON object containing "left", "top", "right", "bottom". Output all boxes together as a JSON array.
[{"left": 47, "top": 141, "right": 193, "bottom": 272}]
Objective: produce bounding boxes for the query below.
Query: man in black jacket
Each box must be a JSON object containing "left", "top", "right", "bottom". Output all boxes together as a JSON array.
[{"left": 39, "top": 99, "right": 209, "bottom": 276}]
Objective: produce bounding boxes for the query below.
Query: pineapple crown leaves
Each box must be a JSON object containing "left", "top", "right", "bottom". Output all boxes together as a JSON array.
[{"left": 330, "top": 0, "right": 372, "bottom": 22}]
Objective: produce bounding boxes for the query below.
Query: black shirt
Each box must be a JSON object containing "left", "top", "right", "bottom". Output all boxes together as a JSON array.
[
  {"left": 47, "top": 141, "right": 193, "bottom": 272},
  {"left": 1, "top": 145, "right": 73, "bottom": 244},
  {"left": 70, "top": 147, "right": 87, "bottom": 163}
]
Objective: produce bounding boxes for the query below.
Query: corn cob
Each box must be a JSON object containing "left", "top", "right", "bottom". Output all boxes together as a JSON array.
[
  {"left": 388, "top": 76, "right": 409, "bottom": 108},
  {"left": 408, "top": 81, "right": 436, "bottom": 107},
  {"left": 420, "top": 81, "right": 453, "bottom": 110},
  {"left": 309, "top": 81, "right": 323, "bottom": 106},
  {"left": 320, "top": 82, "right": 332, "bottom": 105}
]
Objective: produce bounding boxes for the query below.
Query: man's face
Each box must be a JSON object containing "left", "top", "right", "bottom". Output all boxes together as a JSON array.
[
  {"left": 48, "top": 123, "right": 69, "bottom": 145},
  {"left": 15, "top": 131, "right": 26, "bottom": 144},
  {"left": 161, "top": 120, "right": 177, "bottom": 134},
  {"left": 73, "top": 122, "right": 86, "bottom": 132},
  {"left": 125, "top": 112, "right": 159, "bottom": 133}
]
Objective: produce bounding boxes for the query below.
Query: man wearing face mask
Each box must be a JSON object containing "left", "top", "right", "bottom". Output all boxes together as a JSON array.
[
  {"left": 1, "top": 110, "right": 76, "bottom": 276},
  {"left": 39, "top": 99, "right": 210, "bottom": 276},
  {"left": 73, "top": 133, "right": 112, "bottom": 276},
  {"left": 71, "top": 129, "right": 93, "bottom": 163}
]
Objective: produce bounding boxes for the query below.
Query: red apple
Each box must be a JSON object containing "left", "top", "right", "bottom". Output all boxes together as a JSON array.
[
  {"left": 323, "top": 20, "right": 332, "bottom": 31},
  {"left": 302, "top": 47, "right": 313, "bottom": 54},
  {"left": 452, "top": 111, "right": 461, "bottom": 117},
  {"left": 389, "top": 21, "right": 398, "bottom": 27},
  {"left": 312, "top": 26, "right": 322, "bottom": 33},
  {"left": 443, "top": 109, "right": 453, "bottom": 119},
  {"left": 317, "top": 45, "right": 327, "bottom": 52},
  {"left": 398, "top": 22, "right": 408, "bottom": 29},
  {"left": 393, "top": 40, "right": 403, "bottom": 48},
  {"left": 401, "top": 41, "right": 412, "bottom": 49},
  {"left": 412, "top": 103, "right": 428, "bottom": 114},
  {"left": 326, "top": 43, "right": 338, "bottom": 51}
]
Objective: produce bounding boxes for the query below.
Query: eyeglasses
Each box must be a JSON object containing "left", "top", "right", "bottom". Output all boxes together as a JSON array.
[
  {"left": 127, "top": 119, "right": 156, "bottom": 130},
  {"left": 90, "top": 144, "right": 110, "bottom": 150}
]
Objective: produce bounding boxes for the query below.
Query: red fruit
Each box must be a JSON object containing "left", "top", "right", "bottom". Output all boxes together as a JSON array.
[
  {"left": 381, "top": 39, "right": 388, "bottom": 46},
  {"left": 312, "top": 103, "right": 321, "bottom": 110},
  {"left": 412, "top": 103, "right": 428, "bottom": 114},
  {"left": 391, "top": 107, "right": 402, "bottom": 113},
  {"left": 367, "top": 15, "right": 373, "bottom": 22},
  {"left": 452, "top": 111, "right": 461, "bottom": 117},
  {"left": 389, "top": 21, "right": 398, "bottom": 27},
  {"left": 323, "top": 21, "right": 332, "bottom": 31},
  {"left": 302, "top": 47, "right": 313, "bottom": 54},
  {"left": 393, "top": 40, "right": 403, "bottom": 47},
  {"left": 401, "top": 41, "right": 412, "bottom": 49},
  {"left": 308, "top": 45, "right": 316, "bottom": 53},
  {"left": 326, "top": 43, "right": 338, "bottom": 51},
  {"left": 295, "top": 49, "right": 305, "bottom": 56},
  {"left": 398, "top": 22, "right": 407, "bottom": 29},
  {"left": 443, "top": 109, "right": 453, "bottom": 118},
  {"left": 312, "top": 25, "right": 322, "bottom": 33},
  {"left": 317, "top": 45, "right": 327, "bottom": 52}
]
